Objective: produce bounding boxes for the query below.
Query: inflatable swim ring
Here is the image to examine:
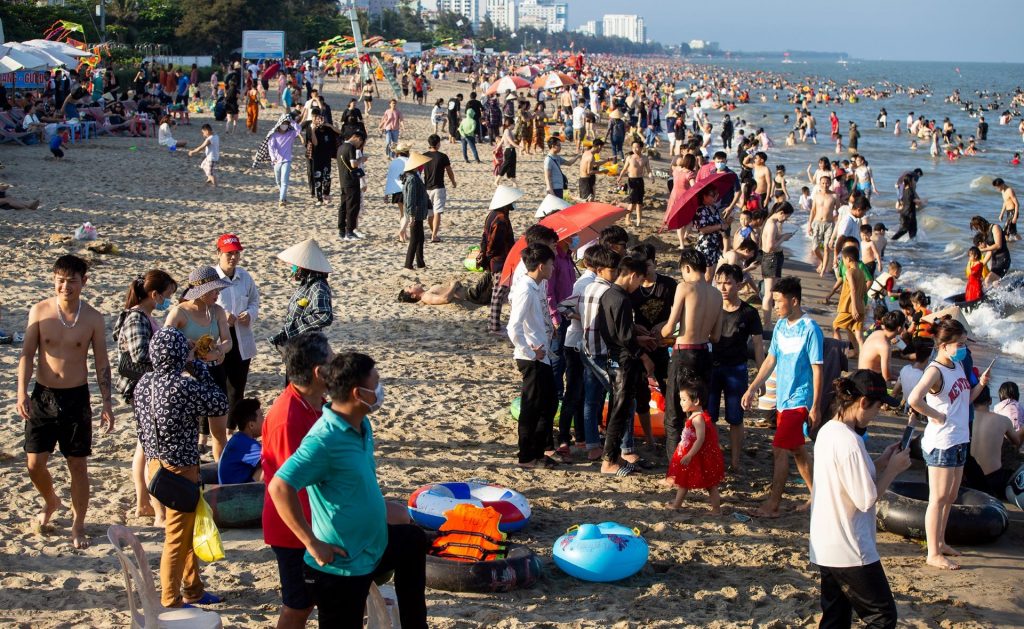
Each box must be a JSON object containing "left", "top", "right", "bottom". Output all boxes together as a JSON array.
[
  {"left": 1007, "top": 464, "right": 1024, "bottom": 510},
  {"left": 876, "top": 480, "right": 1009, "bottom": 545},
  {"left": 509, "top": 396, "right": 560, "bottom": 422},
  {"left": 426, "top": 540, "right": 542, "bottom": 592},
  {"left": 600, "top": 384, "right": 665, "bottom": 439},
  {"left": 408, "top": 482, "right": 532, "bottom": 533},
  {"left": 553, "top": 522, "right": 649, "bottom": 582},
  {"left": 464, "top": 246, "right": 484, "bottom": 272}
]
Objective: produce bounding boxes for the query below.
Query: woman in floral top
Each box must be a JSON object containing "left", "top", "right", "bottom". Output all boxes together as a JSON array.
[
  {"left": 693, "top": 186, "right": 726, "bottom": 280},
  {"left": 270, "top": 239, "right": 335, "bottom": 348}
]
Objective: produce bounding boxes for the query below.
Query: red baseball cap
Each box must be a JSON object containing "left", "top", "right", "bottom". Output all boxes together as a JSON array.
[{"left": 217, "top": 233, "right": 244, "bottom": 252}]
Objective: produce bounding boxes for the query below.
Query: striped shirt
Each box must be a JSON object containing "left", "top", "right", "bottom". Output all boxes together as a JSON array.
[{"left": 581, "top": 277, "right": 612, "bottom": 357}]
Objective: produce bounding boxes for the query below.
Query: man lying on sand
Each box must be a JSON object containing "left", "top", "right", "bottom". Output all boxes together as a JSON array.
[
  {"left": 397, "top": 280, "right": 466, "bottom": 305},
  {"left": 0, "top": 183, "right": 41, "bottom": 210}
]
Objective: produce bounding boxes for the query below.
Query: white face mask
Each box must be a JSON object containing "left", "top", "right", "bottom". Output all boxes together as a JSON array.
[{"left": 359, "top": 382, "right": 385, "bottom": 413}]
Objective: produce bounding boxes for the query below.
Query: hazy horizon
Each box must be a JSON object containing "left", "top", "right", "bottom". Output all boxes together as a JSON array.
[{"left": 566, "top": 0, "right": 1022, "bottom": 64}]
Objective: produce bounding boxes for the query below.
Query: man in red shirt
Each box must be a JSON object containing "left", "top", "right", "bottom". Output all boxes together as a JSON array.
[{"left": 262, "top": 332, "right": 333, "bottom": 629}]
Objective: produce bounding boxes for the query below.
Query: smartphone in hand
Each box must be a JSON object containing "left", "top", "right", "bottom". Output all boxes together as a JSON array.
[{"left": 899, "top": 424, "right": 916, "bottom": 451}]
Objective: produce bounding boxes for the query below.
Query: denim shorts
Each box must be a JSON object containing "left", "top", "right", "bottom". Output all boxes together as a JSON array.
[{"left": 922, "top": 443, "right": 968, "bottom": 468}]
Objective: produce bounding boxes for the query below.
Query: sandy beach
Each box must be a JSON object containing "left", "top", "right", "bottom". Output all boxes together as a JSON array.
[{"left": 0, "top": 75, "right": 1021, "bottom": 628}]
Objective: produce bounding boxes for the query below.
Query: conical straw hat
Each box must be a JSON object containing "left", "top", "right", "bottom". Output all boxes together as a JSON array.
[
  {"left": 403, "top": 151, "right": 431, "bottom": 172},
  {"left": 489, "top": 185, "right": 525, "bottom": 210},
  {"left": 922, "top": 305, "right": 973, "bottom": 336},
  {"left": 277, "top": 238, "right": 333, "bottom": 274},
  {"left": 535, "top": 194, "right": 571, "bottom": 218}
]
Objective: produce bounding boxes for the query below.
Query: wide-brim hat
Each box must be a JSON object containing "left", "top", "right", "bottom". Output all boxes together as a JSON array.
[
  {"left": 922, "top": 306, "right": 973, "bottom": 337},
  {"left": 489, "top": 185, "right": 525, "bottom": 210},
  {"left": 392, "top": 142, "right": 412, "bottom": 155},
  {"left": 404, "top": 151, "right": 431, "bottom": 172},
  {"left": 535, "top": 194, "right": 571, "bottom": 218},
  {"left": 277, "top": 238, "right": 333, "bottom": 274},
  {"left": 182, "top": 266, "right": 232, "bottom": 301}
]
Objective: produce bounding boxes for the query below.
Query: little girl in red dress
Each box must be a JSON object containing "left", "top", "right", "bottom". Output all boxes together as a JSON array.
[
  {"left": 964, "top": 246, "right": 984, "bottom": 303},
  {"left": 667, "top": 381, "right": 725, "bottom": 513}
]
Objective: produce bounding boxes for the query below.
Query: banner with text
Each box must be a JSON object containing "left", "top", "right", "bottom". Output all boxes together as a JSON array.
[
  {"left": 0, "top": 70, "right": 48, "bottom": 90},
  {"left": 242, "top": 31, "right": 285, "bottom": 60}
]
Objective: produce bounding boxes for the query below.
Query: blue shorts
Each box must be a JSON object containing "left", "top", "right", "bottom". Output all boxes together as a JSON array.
[
  {"left": 922, "top": 443, "right": 968, "bottom": 468},
  {"left": 708, "top": 363, "right": 748, "bottom": 426}
]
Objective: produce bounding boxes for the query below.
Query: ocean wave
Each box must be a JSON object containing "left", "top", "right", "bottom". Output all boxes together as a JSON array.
[{"left": 969, "top": 175, "right": 998, "bottom": 191}]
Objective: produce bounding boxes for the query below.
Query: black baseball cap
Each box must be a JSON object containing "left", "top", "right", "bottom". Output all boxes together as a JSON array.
[{"left": 848, "top": 369, "right": 900, "bottom": 406}]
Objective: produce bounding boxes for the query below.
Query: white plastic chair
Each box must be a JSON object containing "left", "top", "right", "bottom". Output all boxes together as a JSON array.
[{"left": 106, "top": 525, "right": 222, "bottom": 629}]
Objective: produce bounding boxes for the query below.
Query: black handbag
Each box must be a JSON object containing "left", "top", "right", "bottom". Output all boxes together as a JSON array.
[{"left": 145, "top": 383, "right": 200, "bottom": 512}]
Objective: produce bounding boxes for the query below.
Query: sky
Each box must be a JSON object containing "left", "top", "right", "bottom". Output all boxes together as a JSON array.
[{"left": 567, "top": 0, "right": 1022, "bottom": 63}]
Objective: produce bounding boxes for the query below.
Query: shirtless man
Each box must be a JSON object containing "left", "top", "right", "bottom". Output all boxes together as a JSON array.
[
  {"left": 808, "top": 175, "right": 838, "bottom": 274},
  {"left": 858, "top": 311, "right": 907, "bottom": 383},
  {"left": 993, "top": 178, "right": 1020, "bottom": 241},
  {"left": 760, "top": 202, "right": 795, "bottom": 327},
  {"left": 0, "top": 183, "right": 42, "bottom": 210},
  {"left": 578, "top": 139, "right": 604, "bottom": 202},
  {"left": 660, "top": 247, "right": 723, "bottom": 467},
  {"left": 966, "top": 388, "right": 1024, "bottom": 499},
  {"left": 617, "top": 140, "right": 651, "bottom": 227},
  {"left": 17, "top": 255, "right": 114, "bottom": 549},
  {"left": 751, "top": 152, "right": 774, "bottom": 210},
  {"left": 397, "top": 280, "right": 466, "bottom": 305}
]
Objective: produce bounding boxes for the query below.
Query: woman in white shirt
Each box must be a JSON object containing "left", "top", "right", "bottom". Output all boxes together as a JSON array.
[
  {"left": 810, "top": 370, "right": 909, "bottom": 628},
  {"left": 909, "top": 317, "right": 990, "bottom": 570}
]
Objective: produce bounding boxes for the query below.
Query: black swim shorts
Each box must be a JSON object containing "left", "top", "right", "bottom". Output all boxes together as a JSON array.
[
  {"left": 761, "top": 251, "right": 784, "bottom": 279},
  {"left": 579, "top": 175, "right": 596, "bottom": 201},
  {"left": 273, "top": 546, "right": 314, "bottom": 610},
  {"left": 25, "top": 383, "right": 92, "bottom": 457},
  {"left": 628, "top": 177, "right": 645, "bottom": 204}
]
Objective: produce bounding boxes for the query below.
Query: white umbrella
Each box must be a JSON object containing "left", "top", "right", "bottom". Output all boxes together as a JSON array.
[
  {"left": 0, "top": 44, "right": 49, "bottom": 71},
  {"left": 23, "top": 39, "right": 95, "bottom": 58},
  {"left": 5, "top": 41, "right": 73, "bottom": 68}
]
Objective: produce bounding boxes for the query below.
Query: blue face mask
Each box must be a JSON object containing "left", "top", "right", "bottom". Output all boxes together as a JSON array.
[
  {"left": 153, "top": 296, "right": 169, "bottom": 313},
  {"left": 715, "top": 161, "right": 726, "bottom": 171},
  {"left": 569, "top": 235, "right": 580, "bottom": 250},
  {"left": 950, "top": 345, "right": 967, "bottom": 363}
]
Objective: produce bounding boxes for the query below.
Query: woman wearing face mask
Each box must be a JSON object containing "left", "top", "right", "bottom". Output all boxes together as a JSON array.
[
  {"left": 908, "top": 317, "right": 991, "bottom": 570},
  {"left": 268, "top": 117, "right": 301, "bottom": 207},
  {"left": 810, "top": 370, "right": 910, "bottom": 628},
  {"left": 113, "top": 270, "right": 178, "bottom": 525},
  {"left": 269, "top": 239, "right": 335, "bottom": 350}
]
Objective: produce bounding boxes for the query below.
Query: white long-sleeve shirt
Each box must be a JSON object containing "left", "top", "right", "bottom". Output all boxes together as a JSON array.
[
  {"left": 563, "top": 270, "right": 596, "bottom": 350},
  {"left": 507, "top": 275, "right": 553, "bottom": 363},
  {"left": 215, "top": 265, "right": 260, "bottom": 361}
]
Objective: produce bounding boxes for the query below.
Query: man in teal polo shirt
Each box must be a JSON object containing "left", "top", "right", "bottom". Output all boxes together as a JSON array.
[{"left": 269, "top": 352, "right": 428, "bottom": 628}]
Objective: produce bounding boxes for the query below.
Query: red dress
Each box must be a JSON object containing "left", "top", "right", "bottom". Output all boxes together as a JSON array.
[
  {"left": 964, "top": 262, "right": 983, "bottom": 303},
  {"left": 668, "top": 411, "right": 725, "bottom": 490}
]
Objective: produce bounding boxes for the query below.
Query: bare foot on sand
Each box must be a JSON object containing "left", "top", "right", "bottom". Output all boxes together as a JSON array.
[
  {"left": 753, "top": 502, "right": 781, "bottom": 518},
  {"left": 71, "top": 525, "right": 89, "bottom": 549},
  {"left": 657, "top": 476, "right": 675, "bottom": 487},
  {"left": 927, "top": 554, "right": 960, "bottom": 570},
  {"left": 35, "top": 498, "right": 63, "bottom": 530},
  {"left": 795, "top": 499, "right": 812, "bottom": 513},
  {"left": 940, "top": 544, "right": 962, "bottom": 556}
]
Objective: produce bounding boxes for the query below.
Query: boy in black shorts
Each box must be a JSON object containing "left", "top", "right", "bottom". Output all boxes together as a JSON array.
[{"left": 17, "top": 255, "right": 114, "bottom": 548}]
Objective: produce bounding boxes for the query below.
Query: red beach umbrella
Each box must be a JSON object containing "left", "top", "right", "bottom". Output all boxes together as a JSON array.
[
  {"left": 663, "top": 172, "right": 739, "bottom": 230},
  {"left": 532, "top": 71, "right": 576, "bottom": 91},
  {"left": 515, "top": 64, "right": 542, "bottom": 78},
  {"left": 500, "top": 202, "right": 628, "bottom": 286},
  {"left": 486, "top": 75, "right": 531, "bottom": 95}
]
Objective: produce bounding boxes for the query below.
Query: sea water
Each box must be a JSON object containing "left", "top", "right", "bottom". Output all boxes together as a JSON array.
[{"left": 691, "top": 60, "right": 1024, "bottom": 384}]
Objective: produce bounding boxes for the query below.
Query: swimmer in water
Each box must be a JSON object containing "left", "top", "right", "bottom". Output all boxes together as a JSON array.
[{"left": 910, "top": 140, "right": 919, "bottom": 151}]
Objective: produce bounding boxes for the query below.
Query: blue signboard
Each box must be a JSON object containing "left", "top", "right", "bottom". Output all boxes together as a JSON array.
[
  {"left": 0, "top": 70, "right": 48, "bottom": 90},
  {"left": 242, "top": 31, "right": 285, "bottom": 60}
]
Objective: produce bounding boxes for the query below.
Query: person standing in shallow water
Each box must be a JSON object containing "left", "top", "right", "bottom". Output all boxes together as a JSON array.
[{"left": 17, "top": 255, "right": 116, "bottom": 549}]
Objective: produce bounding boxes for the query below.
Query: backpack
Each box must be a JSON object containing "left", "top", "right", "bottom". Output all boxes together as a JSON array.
[{"left": 214, "top": 98, "right": 226, "bottom": 121}]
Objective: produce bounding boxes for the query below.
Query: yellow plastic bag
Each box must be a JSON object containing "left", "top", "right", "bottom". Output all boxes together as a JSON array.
[{"left": 193, "top": 493, "right": 225, "bottom": 562}]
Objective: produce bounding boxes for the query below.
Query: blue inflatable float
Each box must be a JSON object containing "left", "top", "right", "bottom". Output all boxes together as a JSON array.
[
  {"left": 408, "top": 482, "right": 532, "bottom": 533},
  {"left": 552, "top": 522, "right": 649, "bottom": 582}
]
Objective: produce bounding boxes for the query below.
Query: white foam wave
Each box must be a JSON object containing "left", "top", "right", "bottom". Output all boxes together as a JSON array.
[
  {"left": 969, "top": 175, "right": 997, "bottom": 191},
  {"left": 943, "top": 241, "right": 967, "bottom": 258}
]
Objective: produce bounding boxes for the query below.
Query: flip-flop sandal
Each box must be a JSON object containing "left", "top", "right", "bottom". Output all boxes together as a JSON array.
[
  {"left": 185, "top": 592, "right": 222, "bottom": 606},
  {"left": 629, "top": 457, "right": 655, "bottom": 470},
  {"left": 541, "top": 456, "right": 560, "bottom": 469},
  {"left": 614, "top": 463, "right": 637, "bottom": 477}
]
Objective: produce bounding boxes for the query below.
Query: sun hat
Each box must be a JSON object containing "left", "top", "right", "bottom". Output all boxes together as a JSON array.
[
  {"left": 392, "top": 142, "right": 412, "bottom": 155},
  {"left": 403, "top": 151, "right": 432, "bottom": 172},
  {"left": 847, "top": 369, "right": 901, "bottom": 407},
  {"left": 182, "top": 266, "right": 232, "bottom": 301},
  {"left": 535, "top": 194, "right": 571, "bottom": 218},
  {"left": 489, "top": 185, "right": 525, "bottom": 210},
  {"left": 277, "top": 238, "right": 333, "bottom": 274},
  {"left": 216, "top": 233, "right": 244, "bottom": 252},
  {"left": 922, "top": 305, "right": 973, "bottom": 337}
]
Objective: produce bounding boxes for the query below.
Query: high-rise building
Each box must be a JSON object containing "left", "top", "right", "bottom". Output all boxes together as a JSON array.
[
  {"left": 576, "top": 19, "right": 602, "bottom": 37},
  {"left": 601, "top": 14, "right": 645, "bottom": 44},
  {"left": 438, "top": 0, "right": 481, "bottom": 27},
  {"left": 365, "top": 0, "right": 409, "bottom": 16},
  {"left": 517, "top": 0, "right": 568, "bottom": 33},
  {"left": 484, "top": 0, "right": 518, "bottom": 32}
]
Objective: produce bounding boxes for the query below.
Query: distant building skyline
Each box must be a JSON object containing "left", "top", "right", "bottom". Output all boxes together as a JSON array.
[{"left": 601, "top": 14, "right": 644, "bottom": 44}]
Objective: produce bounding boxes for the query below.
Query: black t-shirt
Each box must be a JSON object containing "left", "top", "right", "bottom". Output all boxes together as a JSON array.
[
  {"left": 422, "top": 150, "right": 451, "bottom": 190},
  {"left": 337, "top": 141, "right": 359, "bottom": 189},
  {"left": 712, "top": 302, "right": 763, "bottom": 367},
  {"left": 628, "top": 274, "right": 677, "bottom": 331}
]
